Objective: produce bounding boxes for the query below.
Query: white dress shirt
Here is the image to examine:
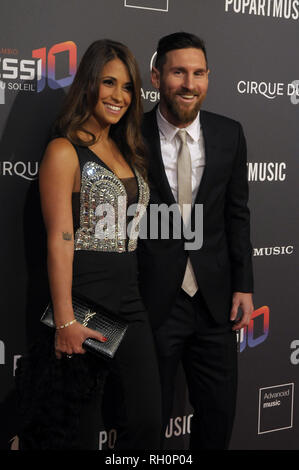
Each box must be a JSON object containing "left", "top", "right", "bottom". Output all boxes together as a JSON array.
[{"left": 156, "top": 106, "right": 206, "bottom": 205}]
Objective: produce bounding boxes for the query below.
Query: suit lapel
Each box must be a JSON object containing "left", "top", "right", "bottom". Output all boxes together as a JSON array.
[
  {"left": 193, "top": 110, "right": 220, "bottom": 205},
  {"left": 143, "top": 108, "right": 176, "bottom": 206}
]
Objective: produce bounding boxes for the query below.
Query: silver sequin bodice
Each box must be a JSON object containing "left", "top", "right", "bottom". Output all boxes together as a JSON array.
[{"left": 74, "top": 161, "right": 149, "bottom": 253}]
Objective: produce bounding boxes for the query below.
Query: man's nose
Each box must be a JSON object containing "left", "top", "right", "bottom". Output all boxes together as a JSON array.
[{"left": 182, "top": 73, "right": 195, "bottom": 91}]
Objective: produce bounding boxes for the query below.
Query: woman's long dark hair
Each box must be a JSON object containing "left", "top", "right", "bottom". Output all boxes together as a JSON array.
[{"left": 54, "top": 39, "right": 147, "bottom": 178}]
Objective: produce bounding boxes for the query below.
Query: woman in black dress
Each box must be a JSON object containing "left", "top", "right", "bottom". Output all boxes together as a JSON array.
[{"left": 16, "top": 39, "right": 162, "bottom": 450}]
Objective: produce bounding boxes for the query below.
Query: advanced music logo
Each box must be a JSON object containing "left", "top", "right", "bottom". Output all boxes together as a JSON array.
[{"left": 258, "top": 383, "right": 294, "bottom": 434}]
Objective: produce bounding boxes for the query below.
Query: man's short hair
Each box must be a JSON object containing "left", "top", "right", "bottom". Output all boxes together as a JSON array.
[{"left": 155, "top": 32, "right": 208, "bottom": 72}]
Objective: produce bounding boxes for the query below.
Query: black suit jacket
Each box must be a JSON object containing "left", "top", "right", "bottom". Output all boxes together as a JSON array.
[{"left": 138, "top": 107, "right": 253, "bottom": 329}]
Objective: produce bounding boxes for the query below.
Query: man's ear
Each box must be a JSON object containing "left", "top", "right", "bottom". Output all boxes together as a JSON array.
[{"left": 151, "top": 66, "right": 160, "bottom": 90}]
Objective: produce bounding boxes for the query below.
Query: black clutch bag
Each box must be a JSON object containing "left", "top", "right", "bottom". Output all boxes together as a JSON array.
[{"left": 40, "top": 296, "right": 128, "bottom": 360}]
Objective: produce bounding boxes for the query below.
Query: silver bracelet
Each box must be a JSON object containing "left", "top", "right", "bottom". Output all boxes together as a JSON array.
[{"left": 56, "top": 319, "right": 77, "bottom": 330}]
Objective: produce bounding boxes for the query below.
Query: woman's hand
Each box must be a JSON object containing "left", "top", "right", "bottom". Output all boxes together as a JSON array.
[{"left": 54, "top": 321, "right": 107, "bottom": 359}]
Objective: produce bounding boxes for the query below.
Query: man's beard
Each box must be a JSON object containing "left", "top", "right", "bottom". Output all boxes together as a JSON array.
[{"left": 164, "top": 91, "right": 204, "bottom": 124}]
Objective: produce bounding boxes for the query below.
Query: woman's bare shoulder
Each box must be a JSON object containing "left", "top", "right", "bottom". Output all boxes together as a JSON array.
[
  {"left": 41, "top": 137, "right": 79, "bottom": 169},
  {"left": 45, "top": 137, "right": 77, "bottom": 157}
]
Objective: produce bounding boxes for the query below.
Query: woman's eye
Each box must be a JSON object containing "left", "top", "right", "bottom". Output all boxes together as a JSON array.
[{"left": 103, "top": 79, "right": 114, "bottom": 85}]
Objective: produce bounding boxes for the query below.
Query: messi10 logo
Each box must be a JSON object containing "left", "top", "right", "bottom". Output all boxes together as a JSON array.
[
  {"left": 32, "top": 40, "right": 77, "bottom": 92},
  {"left": 238, "top": 306, "right": 270, "bottom": 353},
  {"left": 0, "top": 41, "right": 77, "bottom": 92},
  {"left": 0, "top": 41, "right": 77, "bottom": 104}
]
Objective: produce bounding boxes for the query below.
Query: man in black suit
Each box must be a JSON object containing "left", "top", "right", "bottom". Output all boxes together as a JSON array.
[{"left": 138, "top": 32, "right": 254, "bottom": 450}]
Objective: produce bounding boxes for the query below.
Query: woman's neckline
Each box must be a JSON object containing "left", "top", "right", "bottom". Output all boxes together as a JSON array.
[
  {"left": 72, "top": 149, "right": 136, "bottom": 195},
  {"left": 86, "top": 146, "right": 135, "bottom": 180}
]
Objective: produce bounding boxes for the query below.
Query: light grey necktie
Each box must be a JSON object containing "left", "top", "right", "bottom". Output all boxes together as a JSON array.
[{"left": 177, "top": 129, "right": 198, "bottom": 297}]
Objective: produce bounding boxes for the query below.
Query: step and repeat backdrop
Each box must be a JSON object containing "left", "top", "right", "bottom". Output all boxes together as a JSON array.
[{"left": 0, "top": 0, "right": 298, "bottom": 450}]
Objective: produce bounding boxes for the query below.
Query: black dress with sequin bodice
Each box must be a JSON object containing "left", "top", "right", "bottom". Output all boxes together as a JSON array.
[{"left": 15, "top": 144, "right": 162, "bottom": 450}]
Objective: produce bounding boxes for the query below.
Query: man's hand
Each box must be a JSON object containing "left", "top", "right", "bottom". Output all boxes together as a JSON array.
[{"left": 230, "top": 292, "right": 254, "bottom": 331}]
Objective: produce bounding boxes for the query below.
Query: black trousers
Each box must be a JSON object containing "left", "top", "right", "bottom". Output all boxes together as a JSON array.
[{"left": 154, "top": 289, "right": 238, "bottom": 450}]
